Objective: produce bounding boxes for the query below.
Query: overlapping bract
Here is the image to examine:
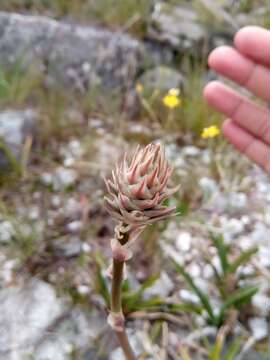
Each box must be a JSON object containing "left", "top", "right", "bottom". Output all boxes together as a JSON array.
[{"left": 104, "top": 143, "right": 179, "bottom": 228}]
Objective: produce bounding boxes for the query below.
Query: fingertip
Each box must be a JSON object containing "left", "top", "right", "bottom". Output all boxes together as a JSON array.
[
  {"left": 222, "top": 118, "right": 233, "bottom": 132},
  {"left": 234, "top": 26, "right": 270, "bottom": 64},
  {"left": 208, "top": 46, "right": 234, "bottom": 69},
  {"left": 234, "top": 26, "right": 262, "bottom": 50},
  {"left": 203, "top": 81, "right": 222, "bottom": 104}
]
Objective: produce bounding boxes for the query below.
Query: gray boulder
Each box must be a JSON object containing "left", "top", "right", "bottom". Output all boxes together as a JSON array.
[
  {"left": 148, "top": 3, "right": 208, "bottom": 51},
  {"left": 0, "top": 279, "right": 104, "bottom": 359},
  {"left": 0, "top": 280, "right": 65, "bottom": 358},
  {"left": 148, "top": 2, "right": 237, "bottom": 53},
  {"left": 0, "top": 12, "right": 144, "bottom": 92}
]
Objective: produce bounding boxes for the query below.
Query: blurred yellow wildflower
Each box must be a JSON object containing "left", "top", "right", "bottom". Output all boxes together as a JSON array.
[
  {"left": 201, "top": 125, "right": 220, "bottom": 139},
  {"left": 162, "top": 88, "right": 181, "bottom": 109},
  {"left": 136, "top": 83, "right": 143, "bottom": 93}
]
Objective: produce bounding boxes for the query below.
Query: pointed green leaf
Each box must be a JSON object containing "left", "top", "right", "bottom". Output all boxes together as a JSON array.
[
  {"left": 229, "top": 246, "right": 258, "bottom": 274},
  {"left": 218, "top": 285, "right": 258, "bottom": 322},
  {"left": 211, "top": 233, "right": 229, "bottom": 275},
  {"left": 223, "top": 339, "right": 242, "bottom": 360},
  {"left": 209, "top": 333, "right": 224, "bottom": 360}
]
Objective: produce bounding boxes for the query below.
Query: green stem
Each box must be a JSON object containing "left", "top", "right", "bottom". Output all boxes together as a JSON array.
[{"left": 111, "top": 258, "right": 136, "bottom": 360}]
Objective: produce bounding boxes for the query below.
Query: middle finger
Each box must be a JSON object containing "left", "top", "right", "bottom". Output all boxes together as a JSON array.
[
  {"left": 204, "top": 81, "right": 270, "bottom": 144},
  {"left": 208, "top": 46, "right": 270, "bottom": 103}
]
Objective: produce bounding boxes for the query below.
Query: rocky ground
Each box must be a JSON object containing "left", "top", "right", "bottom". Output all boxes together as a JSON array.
[{"left": 0, "top": 1, "right": 270, "bottom": 359}]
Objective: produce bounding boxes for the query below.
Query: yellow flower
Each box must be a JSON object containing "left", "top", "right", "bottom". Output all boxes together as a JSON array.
[
  {"left": 201, "top": 125, "right": 220, "bottom": 139},
  {"left": 163, "top": 88, "right": 181, "bottom": 109},
  {"left": 136, "top": 83, "right": 143, "bottom": 93}
]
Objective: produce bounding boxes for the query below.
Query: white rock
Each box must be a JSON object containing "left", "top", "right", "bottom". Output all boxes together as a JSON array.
[
  {"left": 0, "top": 280, "right": 64, "bottom": 356},
  {"left": 68, "top": 139, "right": 83, "bottom": 157},
  {"left": 238, "top": 265, "right": 255, "bottom": 277},
  {"left": 258, "top": 247, "right": 270, "bottom": 267},
  {"left": 0, "top": 221, "right": 15, "bottom": 243},
  {"left": 81, "top": 243, "right": 91, "bottom": 253},
  {"left": 77, "top": 285, "right": 91, "bottom": 295},
  {"left": 211, "top": 255, "right": 222, "bottom": 274},
  {"left": 241, "top": 215, "right": 250, "bottom": 225},
  {"left": 67, "top": 220, "right": 83, "bottom": 233},
  {"left": 182, "top": 146, "right": 200, "bottom": 157},
  {"left": 176, "top": 231, "right": 191, "bottom": 252},
  {"left": 179, "top": 289, "right": 199, "bottom": 304},
  {"left": 201, "top": 149, "right": 211, "bottom": 164},
  {"left": 221, "top": 217, "right": 244, "bottom": 242},
  {"left": 251, "top": 222, "right": 270, "bottom": 243},
  {"left": 228, "top": 192, "right": 247, "bottom": 209},
  {"left": 40, "top": 172, "right": 53, "bottom": 186},
  {"left": 249, "top": 317, "right": 268, "bottom": 340},
  {"left": 28, "top": 206, "right": 40, "bottom": 220},
  {"left": 160, "top": 243, "right": 183, "bottom": 263},
  {"left": 252, "top": 293, "right": 270, "bottom": 316},
  {"left": 143, "top": 271, "right": 174, "bottom": 299},
  {"left": 52, "top": 167, "right": 77, "bottom": 190},
  {"left": 188, "top": 263, "right": 201, "bottom": 277},
  {"left": 203, "top": 264, "right": 214, "bottom": 279},
  {"left": 1, "top": 259, "right": 17, "bottom": 284},
  {"left": 51, "top": 195, "right": 61, "bottom": 207},
  {"left": 63, "top": 157, "right": 75, "bottom": 167},
  {"left": 199, "top": 177, "right": 218, "bottom": 196}
]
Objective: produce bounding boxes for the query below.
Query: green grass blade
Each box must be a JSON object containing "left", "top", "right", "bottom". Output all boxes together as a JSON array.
[
  {"left": 178, "top": 345, "right": 193, "bottom": 360},
  {"left": 173, "top": 261, "right": 217, "bottom": 324},
  {"left": 218, "top": 285, "right": 258, "bottom": 323},
  {"left": 0, "top": 139, "right": 22, "bottom": 175},
  {"left": 122, "top": 274, "right": 160, "bottom": 312},
  {"left": 229, "top": 246, "right": 258, "bottom": 274},
  {"left": 95, "top": 256, "right": 110, "bottom": 307},
  {"left": 223, "top": 339, "right": 242, "bottom": 360},
  {"left": 168, "top": 302, "right": 203, "bottom": 314},
  {"left": 209, "top": 331, "right": 224, "bottom": 360},
  {"left": 211, "top": 233, "right": 229, "bottom": 275}
]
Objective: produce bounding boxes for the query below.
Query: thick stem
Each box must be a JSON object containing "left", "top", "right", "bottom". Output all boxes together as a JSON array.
[
  {"left": 116, "top": 329, "right": 137, "bottom": 360},
  {"left": 111, "top": 259, "right": 124, "bottom": 313},
  {"left": 111, "top": 258, "right": 136, "bottom": 360}
]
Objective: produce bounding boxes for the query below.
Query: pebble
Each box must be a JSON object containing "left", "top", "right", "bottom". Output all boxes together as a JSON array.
[
  {"left": 199, "top": 177, "right": 218, "bottom": 196},
  {"left": 188, "top": 263, "right": 201, "bottom": 277},
  {"left": 248, "top": 317, "right": 268, "bottom": 340},
  {"left": 252, "top": 293, "right": 270, "bottom": 316},
  {"left": 258, "top": 247, "right": 270, "bottom": 267},
  {"left": 143, "top": 271, "right": 174, "bottom": 299},
  {"left": 66, "top": 220, "right": 83, "bottom": 233},
  {"left": 77, "top": 285, "right": 91, "bottom": 295},
  {"left": 179, "top": 289, "right": 199, "bottom": 304},
  {"left": 0, "top": 221, "right": 14, "bottom": 243},
  {"left": 81, "top": 243, "right": 91, "bottom": 253},
  {"left": 40, "top": 172, "right": 53, "bottom": 186},
  {"left": 176, "top": 232, "right": 191, "bottom": 252},
  {"left": 182, "top": 146, "right": 201, "bottom": 157},
  {"left": 52, "top": 167, "right": 78, "bottom": 191}
]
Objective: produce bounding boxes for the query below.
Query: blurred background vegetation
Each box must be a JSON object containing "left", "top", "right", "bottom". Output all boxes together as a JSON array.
[{"left": 0, "top": 1, "right": 270, "bottom": 359}]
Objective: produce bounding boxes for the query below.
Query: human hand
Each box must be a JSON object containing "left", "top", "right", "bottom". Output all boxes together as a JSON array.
[{"left": 204, "top": 26, "right": 270, "bottom": 174}]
